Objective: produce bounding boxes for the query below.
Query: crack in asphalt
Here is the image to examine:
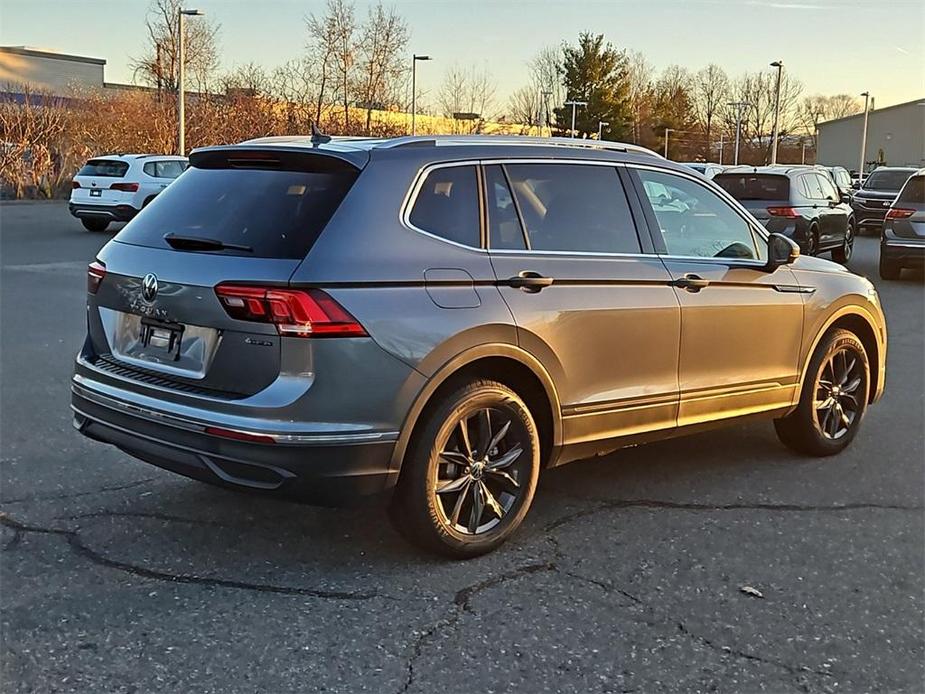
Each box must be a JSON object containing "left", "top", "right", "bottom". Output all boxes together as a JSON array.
[
  {"left": 542, "top": 497, "right": 922, "bottom": 533},
  {"left": 0, "top": 477, "right": 158, "bottom": 505},
  {"left": 57, "top": 510, "right": 240, "bottom": 529},
  {"left": 398, "top": 560, "right": 558, "bottom": 693},
  {"left": 0, "top": 512, "right": 379, "bottom": 601},
  {"left": 556, "top": 566, "right": 836, "bottom": 690}
]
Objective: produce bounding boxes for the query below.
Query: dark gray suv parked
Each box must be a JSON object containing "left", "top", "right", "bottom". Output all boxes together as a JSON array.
[{"left": 73, "top": 135, "right": 887, "bottom": 557}]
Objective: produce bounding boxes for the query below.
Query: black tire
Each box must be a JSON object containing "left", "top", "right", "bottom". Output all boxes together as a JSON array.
[
  {"left": 831, "top": 219, "right": 854, "bottom": 264},
  {"left": 879, "top": 254, "right": 901, "bottom": 280},
  {"left": 805, "top": 226, "right": 818, "bottom": 256},
  {"left": 81, "top": 217, "right": 109, "bottom": 232},
  {"left": 389, "top": 379, "right": 541, "bottom": 558},
  {"left": 774, "top": 329, "right": 870, "bottom": 457}
]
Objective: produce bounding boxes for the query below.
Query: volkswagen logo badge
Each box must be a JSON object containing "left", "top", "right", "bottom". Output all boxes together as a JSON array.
[{"left": 141, "top": 273, "right": 159, "bottom": 303}]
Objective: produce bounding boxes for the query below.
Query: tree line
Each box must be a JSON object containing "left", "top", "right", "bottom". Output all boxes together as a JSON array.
[{"left": 1, "top": 0, "right": 865, "bottom": 197}]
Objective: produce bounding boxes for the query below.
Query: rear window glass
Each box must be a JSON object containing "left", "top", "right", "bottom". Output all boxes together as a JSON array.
[
  {"left": 114, "top": 164, "right": 358, "bottom": 259},
  {"left": 714, "top": 174, "right": 789, "bottom": 200},
  {"left": 864, "top": 169, "right": 915, "bottom": 191},
  {"left": 897, "top": 176, "right": 925, "bottom": 204},
  {"left": 78, "top": 159, "right": 129, "bottom": 177}
]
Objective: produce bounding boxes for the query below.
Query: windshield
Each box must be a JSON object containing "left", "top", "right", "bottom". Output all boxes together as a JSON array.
[
  {"left": 114, "top": 164, "right": 358, "bottom": 259},
  {"left": 863, "top": 169, "right": 916, "bottom": 191},
  {"left": 713, "top": 174, "right": 789, "bottom": 200}
]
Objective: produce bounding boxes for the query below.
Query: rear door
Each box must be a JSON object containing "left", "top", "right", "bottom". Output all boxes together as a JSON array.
[
  {"left": 89, "top": 149, "right": 360, "bottom": 397},
  {"left": 630, "top": 165, "right": 804, "bottom": 426},
  {"left": 485, "top": 161, "right": 681, "bottom": 447}
]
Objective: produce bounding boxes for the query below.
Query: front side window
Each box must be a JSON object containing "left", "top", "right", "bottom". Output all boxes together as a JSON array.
[
  {"left": 408, "top": 165, "right": 480, "bottom": 247},
  {"left": 801, "top": 174, "right": 826, "bottom": 200},
  {"left": 636, "top": 169, "right": 762, "bottom": 261},
  {"left": 816, "top": 174, "right": 839, "bottom": 201},
  {"left": 502, "top": 163, "right": 641, "bottom": 253}
]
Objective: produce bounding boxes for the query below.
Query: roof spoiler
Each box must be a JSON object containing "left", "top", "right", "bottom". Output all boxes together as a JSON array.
[{"left": 189, "top": 144, "right": 368, "bottom": 170}]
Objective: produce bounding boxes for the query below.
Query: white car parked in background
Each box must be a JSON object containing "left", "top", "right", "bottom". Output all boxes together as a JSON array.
[
  {"left": 680, "top": 162, "right": 726, "bottom": 179},
  {"left": 69, "top": 154, "right": 188, "bottom": 231}
]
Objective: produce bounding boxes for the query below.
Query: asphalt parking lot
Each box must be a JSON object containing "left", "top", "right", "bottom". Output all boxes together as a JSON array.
[{"left": 1, "top": 201, "right": 923, "bottom": 693}]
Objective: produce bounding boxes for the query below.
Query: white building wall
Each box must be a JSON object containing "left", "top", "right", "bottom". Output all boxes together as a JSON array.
[{"left": 0, "top": 47, "right": 105, "bottom": 94}]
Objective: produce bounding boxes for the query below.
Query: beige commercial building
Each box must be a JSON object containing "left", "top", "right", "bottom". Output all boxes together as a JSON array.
[
  {"left": 0, "top": 46, "right": 109, "bottom": 94},
  {"left": 817, "top": 98, "right": 925, "bottom": 172}
]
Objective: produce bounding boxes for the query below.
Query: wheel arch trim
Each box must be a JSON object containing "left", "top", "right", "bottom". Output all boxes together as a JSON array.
[
  {"left": 797, "top": 304, "right": 885, "bottom": 404},
  {"left": 388, "top": 343, "right": 563, "bottom": 472}
]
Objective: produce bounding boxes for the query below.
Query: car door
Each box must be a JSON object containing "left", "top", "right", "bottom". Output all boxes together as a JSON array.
[
  {"left": 815, "top": 173, "right": 849, "bottom": 248},
  {"left": 628, "top": 165, "right": 805, "bottom": 427},
  {"left": 485, "top": 161, "right": 681, "bottom": 449}
]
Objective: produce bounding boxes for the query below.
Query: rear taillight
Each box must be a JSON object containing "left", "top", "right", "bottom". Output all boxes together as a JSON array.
[
  {"left": 110, "top": 182, "right": 139, "bottom": 192},
  {"left": 767, "top": 207, "right": 800, "bottom": 218},
  {"left": 72, "top": 180, "right": 81, "bottom": 189},
  {"left": 204, "top": 426, "right": 276, "bottom": 444},
  {"left": 886, "top": 208, "right": 915, "bottom": 220},
  {"left": 87, "top": 260, "right": 106, "bottom": 294},
  {"left": 215, "top": 285, "right": 367, "bottom": 338}
]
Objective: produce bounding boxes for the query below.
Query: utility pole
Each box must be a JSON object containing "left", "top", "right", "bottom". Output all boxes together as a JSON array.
[
  {"left": 564, "top": 100, "right": 587, "bottom": 138},
  {"left": 718, "top": 133, "right": 724, "bottom": 165},
  {"left": 411, "top": 54, "right": 431, "bottom": 136},
  {"left": 728, "top": 101, "right": 749, "bottom": 166},
  {"left": 859, "top": 91, "right": 871, "bottom": 179},
  {"left": 770, "top": 60, "right": 783, "bottom": 164},
  {"left": 663, "top": 128, "right": 674, "bottom": 158},
  {"left": 178, "top": 8, "right": 205, "bottom": 156},
  {"left": 541, "top": 90, "right": 552, "bottom": 135},
  {"left": 597, "top": 121, "right": 609, "bottom": 140}
]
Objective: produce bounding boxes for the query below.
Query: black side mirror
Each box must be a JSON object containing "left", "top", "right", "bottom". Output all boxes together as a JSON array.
[{"left": 766, "top": 232, "right": 800, "bottom": 271}]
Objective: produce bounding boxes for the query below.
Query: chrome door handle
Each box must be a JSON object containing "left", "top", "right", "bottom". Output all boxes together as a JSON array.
[
  {"left": 506, "top": 271, "right": 554, "bottom": 293},
  {"left": 670, "top": 274, "right": 710, "bottom": 292}
]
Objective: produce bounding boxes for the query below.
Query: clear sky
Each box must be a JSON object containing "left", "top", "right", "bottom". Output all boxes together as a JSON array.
[{"left": 1, "top": 0, "right": 923, "bottom": 108}]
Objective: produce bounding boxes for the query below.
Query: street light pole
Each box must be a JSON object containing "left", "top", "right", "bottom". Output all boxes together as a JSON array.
[
  {"left": 770, "top": 60, "right": 783, "bottom": 164},
  {"left": 718, "top": 133, "right": 724, "bottom": 165},
  {"left": 859, "top": 91, "right": 871, "bottom": 179},
  {"left": 411, "top": 54, "right": 431, "bottom": 136},
  {"left": 728, "top": 101, "right": 749, "bottom": 166},
  {"left": 564, "top": 100, "right": 587, "bottom": 138},
  {"left": 663, "top": 128, "right": 674, "bottom": 158},
  {"left": 177, "top": 8, "right": 204, "bottom": 156},
  {"left": 541, "top": 91, "right": 552, "bottom": 135},
  {"left": 597, "top": 120, "right": 609, "bottom": 140}
]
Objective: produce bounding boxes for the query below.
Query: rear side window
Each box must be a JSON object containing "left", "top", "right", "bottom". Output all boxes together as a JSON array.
[
  {"left": 155, "top": 160, "right": 186, "bottom": 179},
  {"left": 408, "top": 165, "right": 480, "bottom": 247},
  {"left": 714, "top": 174, "right": 789, "bottom": 200},
  {"left": 78, "top": 159, "right": 129, "bottom": 177},
  {"left": 898, "top": 176, "right": 925, "bottom": 204},
  {"left": 502, "top": 163, "right": 641, "bottom": 253},
  {"left": 114, "top": 162, "right": 358, "bottom": 259}
]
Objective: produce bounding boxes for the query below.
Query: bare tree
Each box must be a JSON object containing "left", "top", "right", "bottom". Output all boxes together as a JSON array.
[
  {"left": 528, "top": 45, "right": 564, "bottom": 126},
  {"left": 131, "top": 0, "right": 220, "bottom": 95},
  {"left": 625, "top": 50, "right": 654, "bottom": 144},
  {"left": 729, "top": 70, "right": 803, "bottom": 162},
  {"left": 438, "top": 64, "right": 496, "bottom": 131},
  {"left": 507, "top": 85, "right": 543, "bottom": 133},
  {"left": 799, "top": 94, "right": 862, "bottom": 145},
  {"left": 306, "top": 0, "right": 347, "bottom": 127},
  {"left": 692, "top": 64, "right": 729, "bottom": 158},
  {"left": 356, "top": 2, "right": 409, "bottom": 133}
]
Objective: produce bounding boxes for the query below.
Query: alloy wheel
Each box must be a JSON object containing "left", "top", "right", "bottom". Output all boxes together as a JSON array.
[
  {"left": 813, "top": 347, "right": 863, "bottom": 440},
  {"left": 433, "top": 407, "right": 527, "bottom": 535},
  {"left": 844, "top": 222, "right": 855, "bottom": 260}
]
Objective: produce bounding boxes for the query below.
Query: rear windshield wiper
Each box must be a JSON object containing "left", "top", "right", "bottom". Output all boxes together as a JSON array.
[{"left": 163, "top": 233, "right": 253, "bottom": 253}]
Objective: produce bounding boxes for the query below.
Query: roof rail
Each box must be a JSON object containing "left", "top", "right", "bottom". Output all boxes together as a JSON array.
[{"left": 376, "top": 135, "right": 663, "bottom": 158}]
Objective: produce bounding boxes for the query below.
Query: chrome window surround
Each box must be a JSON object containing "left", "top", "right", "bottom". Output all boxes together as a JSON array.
[{"left": 399, "top": 157, "right": 774, "bottom": 267}]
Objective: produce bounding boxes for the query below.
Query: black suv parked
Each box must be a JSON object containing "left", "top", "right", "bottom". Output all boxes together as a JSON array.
[
  {"left": 851, "top": 166, "right": 918, "bottom": 234},
  {"left": 714, "top": 166, "right": 854, "bottom": 262}
]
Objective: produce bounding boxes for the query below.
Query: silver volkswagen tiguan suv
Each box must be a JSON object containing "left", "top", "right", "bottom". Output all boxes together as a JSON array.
[{"left": 73, "top": 135, "right": 887, "bottom": 557}]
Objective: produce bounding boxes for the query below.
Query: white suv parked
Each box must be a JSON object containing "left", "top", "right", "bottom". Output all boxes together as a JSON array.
[{"left": 69, "top": 154, "right": 188, "bottom": 231}]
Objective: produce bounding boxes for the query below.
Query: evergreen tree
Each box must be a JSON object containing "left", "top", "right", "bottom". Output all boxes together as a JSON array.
[{"left": 554, "top": 33, "right": 632, "bottom": 139}]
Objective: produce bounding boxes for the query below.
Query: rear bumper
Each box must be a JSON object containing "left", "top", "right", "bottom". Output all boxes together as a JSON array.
[
  {"left": 69, "top": 202, "right": 138, "bottom": 222},
  {"left": 881, "top": 238, "right": 925, "bottom": 267},
  {"left": 71, "top": 380, "right": 399, "bottom": 506}
]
